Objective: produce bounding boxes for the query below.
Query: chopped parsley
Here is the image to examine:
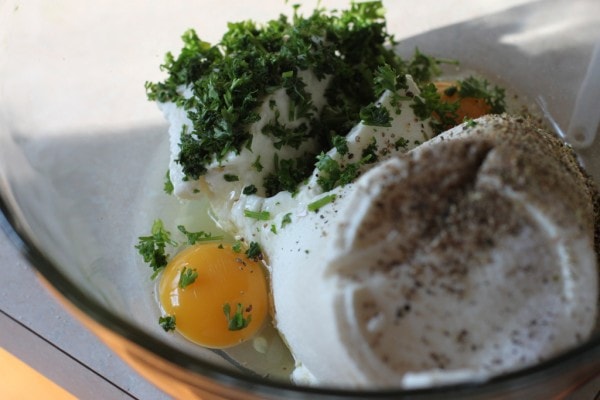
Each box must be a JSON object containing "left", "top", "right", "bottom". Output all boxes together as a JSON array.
[
  {"left": 361, "top": 137, "right": 379, "bottom": 163},
  {"left": 359, "top": 103, "right": 392, "bottom": 127},
  {"left": 223, "top": 174, "right": 239, "bottom": 182},
  {"left": 332, "top": 135, "right": 349, "bottom": 155},
  {"left": 178, "top": 266, "right": 198, "bottom": 288},
  {"left": 394, "top": 137, "right": 410, "bottom": 150},
  {"left": 136, "top": 220, "right": 224, "bottom": 280},
  {"left": 373, "top": 64, "right": 409, "bottom": 110},
  {"left": 263, "top": 154, "right": 313, "bottom": 196},
  {"left": 252, "top": 156, "right": 263, "bottom": 172},
  {"left": 458, "top": 76, "right": 506, "bottom": 114},
  {"left": 405, "top": 48, "right": 457, "bottom": 84},
  {"left": 164, "top": 170, "right": 174, "bottom": 195},
  {"left": 308, "top": 194, "right": 337, "bottom": 212},
  {"left": 242, "top": 184, "right": 258, "bottom": 195},
  {"left": 411, "top": 82, "right": 460, "bottom": 133},
  {"left": 135, "top": 220, "right": 176, "bottom": 279},
  {"left": 232, "top": 241, "right": 243, "bottom": 253},
  {"left": 315, "top": 153, "right": 361, "bottom": 192},
  {"left": 177, "top": 225, "right": 223, "bottom": 244},
  {"left": 281, "top": 212, "right": 292, "bottom": 228},
  {"left": 464, "top": 117, "right": 478, "bottom": 128},
  {"left": 158, "top": 315, "right": 176, "bottom": 332},
  {"left": 245, "top": 241, "right": 263, "bottom": 261},
  {"left": 146, "top": 1, "right": 451, "bottom": 194},
  {"left": 223, "top": 303, "right": 252, "bottom": 331},
  {"left": 244, "top": 209, "right": 271, "bottom": 221}
]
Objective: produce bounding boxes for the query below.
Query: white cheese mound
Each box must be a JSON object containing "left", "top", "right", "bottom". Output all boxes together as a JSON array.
[
  {"left": 266, "top": 115, "right": 598, "bottom": 387},
  {"left": 159, "top": 70, "right": 331, "bottom": 201}
]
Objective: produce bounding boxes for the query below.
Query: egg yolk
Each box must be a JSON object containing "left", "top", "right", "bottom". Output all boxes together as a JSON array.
[
  {"left": 158, "top": 243, "right": 268, "bottom": 349},
  {"left": 434, "top": 81, "right": 492, "bottom": 124}
]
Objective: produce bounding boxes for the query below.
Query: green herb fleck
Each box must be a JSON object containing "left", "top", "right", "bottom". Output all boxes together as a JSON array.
[
  {"left": 164, "top": 170, "right": 174, "bottom": 195},
  {"left": 281, "top": 212, "right": 292, "bottom": 228},
  {"left": 458, "top": 76, "right": 506, "bottom": 114},
  {"left": 245, "top": 241, "right": 263, "bottom": 261},
  {"left": 444, "top": 85, "right": 458, "bottom": 97},
  {"left": 177, "top": 225, "right": 223, "bottom": 244},
  {"left": 243, "top": 184, "right": 258, "bottom": 195},
  {"left": 244, "top": 209, "right": 271, "bottom": 221},
  {"left": 394, "top": 137, "right": 410, "bottom": 150},
  {"left": 252, "top": 156, "right": 263, "bottom": 172},
  {"left": 223, "top": 303, "right": 252, "bottom": 331},
  {"left": 411, "top": 82, "right": 459, "bottom": 133},
  {"left": 232, "top": 241, "right": 242, "bottom": 253},
  {"left": 406, "top": 48, "right": 457, "bottom": 84},
  {"left": 361, "top": 137, "right": 379, "bottom": 163},
  {"left": 178, "top": 267, "right": 198, "bottom": 288},
  {"left": 135, "top": 219, "right": 176, "bottom": 279},
  {"left": 308, "top": 194, "right": 337, "bottom": 212},
  {"left": 332, "top": 135, "right": 349, "bottom": 155},
  {"left": 224, "top": 174, "right": 239, "bottom": 182},
  {"left": 263, "top": 154, "right": 313, "bottom": 196},
  {"left": 158, "top": 315, "right": 176, "bottom": 332},
  {"left": 359, "top": 103, "right": 391, "bottom": 127},
  {"left": 464, "top": 118, "right": 478, "bottom": 128},
  {"left": 315, "top": 153, "right": 362, "bottom": 191}
]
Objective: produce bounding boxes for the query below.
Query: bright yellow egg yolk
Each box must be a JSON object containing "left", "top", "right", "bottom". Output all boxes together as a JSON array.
[
  {"left": 434, "top": 81, "right": 492, "bottom": 124},
  {"left": 158, "top": 243, "right": 268, "bottom": 349}
]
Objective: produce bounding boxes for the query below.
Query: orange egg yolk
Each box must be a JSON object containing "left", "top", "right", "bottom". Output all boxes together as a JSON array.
[
  {"left": 158, "top": 243, "right": 268, "bottom": 349},
  {"left": 434, "top": 81, "right": 492, "bottom": 124}
]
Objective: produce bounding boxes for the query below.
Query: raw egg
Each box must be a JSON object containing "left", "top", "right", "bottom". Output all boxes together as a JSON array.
[
  {"left": 158, "top": 242, "right": 268, "bottom": 348},
  {"left": 435, "top": 81, "right": 492, "bottom": 123}
]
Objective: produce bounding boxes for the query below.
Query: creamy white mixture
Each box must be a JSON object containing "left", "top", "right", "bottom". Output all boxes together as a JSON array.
[{"left": 158, "top": 74, "right": 599, "bottom": 388}]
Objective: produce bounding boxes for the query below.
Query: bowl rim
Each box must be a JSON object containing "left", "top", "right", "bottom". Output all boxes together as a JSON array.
[{"left": 1, "top": 186, "right": 600, "bottom": 399}]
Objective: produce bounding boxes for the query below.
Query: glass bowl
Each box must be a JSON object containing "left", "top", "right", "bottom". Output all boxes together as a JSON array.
[{"left": 1, "top": 0, "right": 599, "bottom": 398}]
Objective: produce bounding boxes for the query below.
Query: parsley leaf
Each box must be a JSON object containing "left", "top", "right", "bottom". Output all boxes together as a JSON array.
[
  {"left": 177, "top": 225, "right": 223, "bottom": 245},
  {"left": 243, "top": 184, "right": 258, "bottom": 195},
  {"left": 135, "top": 219, "right": 176, "bottom": 279},
  {"left": 411, "top": 82, "right": 459, "bottom": 133},
  {"left": 332, "top": 135, "right": 349, "bottom": 155},
  {"left": 263, "top": 154, "right": 313, "bottom": 196},
  {"left": 252, "top": 156, "right": 263, "bottom": 172},
  {"left": 178, "top": 267, "right": 198, "bottom": 289},
  {"left": 361, "top": 137, "right": 379, "bottom": 164},
  {"left": 245, "top": 241, "right": 263, "bottom": 261},
  {"left": 406, "top": 48, "right": 457, "bottom": 84},
  {"left": 223, "top": 303, "right": 252, "bottom": 331},
  {"left": 316, "top": 153, "right": 363, "bottom": 191},
  {"left": 164, "top": 170, "right": 174, "bottom": 195},
  {"left": 223, "top": 174, "right": 239, "bottom": 182},
  {"left": 308, "top": 194, "right": 337, "bottom": 212},
  {"left": 458, "top": 76, "right": 506, "bottom": 114},
  {"left": 360, "top": 103, "right": 392, "bottom": 127},
  {"left": 158, "top": 315, "right": 176, "bottom": 332},
  {"left": 243, "top": 209, "right": 271, "bottom": 221},
  {"left": 281, "top": 212, "right": 292, "bottom": 228}
]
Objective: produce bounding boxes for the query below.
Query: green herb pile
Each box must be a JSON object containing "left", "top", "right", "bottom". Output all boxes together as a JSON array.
[{"left": 146, "top": 1, "right": 504, "bottom": 196}]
